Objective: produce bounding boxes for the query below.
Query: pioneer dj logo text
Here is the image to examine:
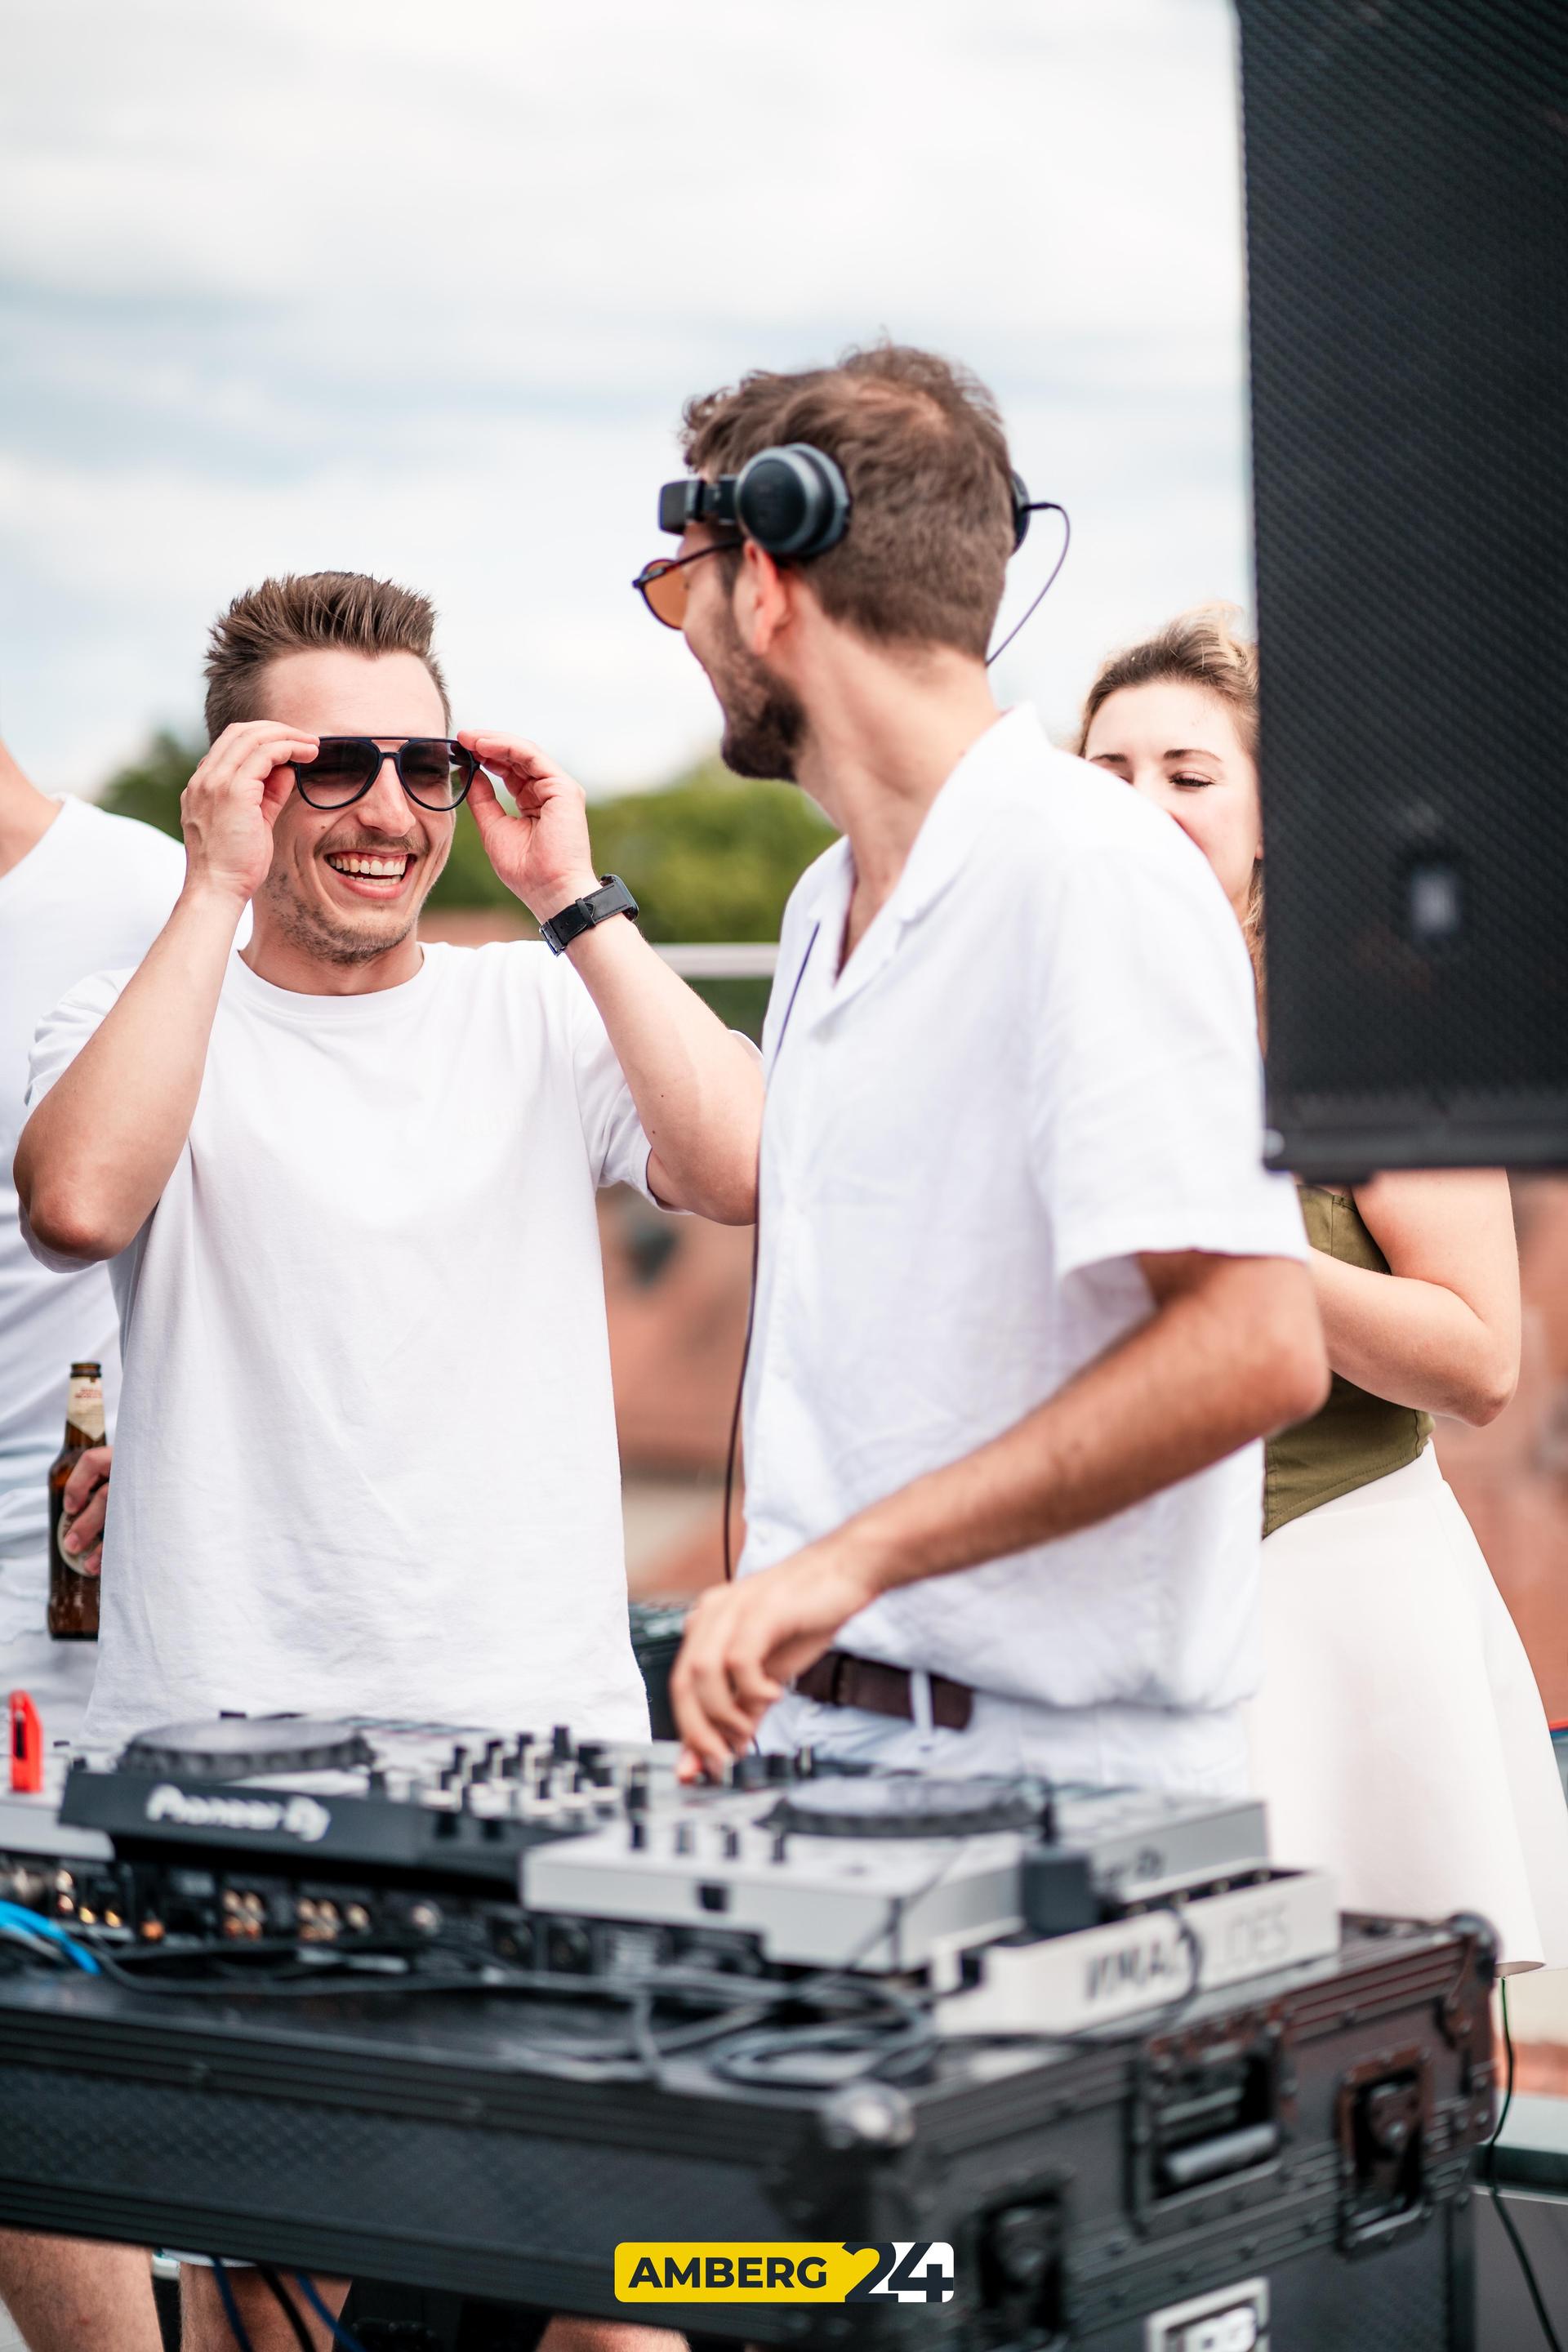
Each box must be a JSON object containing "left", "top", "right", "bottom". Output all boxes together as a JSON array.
[
  {"left": 144, "top": 1784, "right": 332, "bottom": 1845},
  {"left": 615, "top": 2242, "right": 955, "bottom": 2305}
]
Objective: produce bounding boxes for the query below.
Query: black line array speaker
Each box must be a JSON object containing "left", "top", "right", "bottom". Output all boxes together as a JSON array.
[{"left": 1236, "top": 0, "right": 1568, "bottom": 1176}]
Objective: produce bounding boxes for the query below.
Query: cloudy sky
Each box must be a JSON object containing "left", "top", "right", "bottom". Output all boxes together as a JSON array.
[{"left": 0, "top": 0, "right": 1249, "bottom": 797}]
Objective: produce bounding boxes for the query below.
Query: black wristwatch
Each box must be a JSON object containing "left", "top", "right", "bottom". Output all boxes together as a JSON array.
[{"left": 538, "top": 875, "right": 639, "bottom": 957}]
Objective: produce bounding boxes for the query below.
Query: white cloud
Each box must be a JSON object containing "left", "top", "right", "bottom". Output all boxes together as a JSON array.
[{"left": 0, "top": 0, "right": 1250, "bottom": 793}]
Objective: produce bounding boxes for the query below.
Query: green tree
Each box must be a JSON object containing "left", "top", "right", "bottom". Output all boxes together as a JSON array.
[
  {"left": 576, "top": 757, "right": 835, "bottom": 943},
  {"left": 98, "top": 728, "right": 197, "bottom": 841},
  {"left": 580, "top": 757, "right": 835, "bottom": 1036}
]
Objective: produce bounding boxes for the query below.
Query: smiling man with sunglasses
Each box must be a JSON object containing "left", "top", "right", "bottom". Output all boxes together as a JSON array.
[
  {"left": 9, "top": 570, "right": 751, "bottom": 2347},
  {"left": 16, "top": 568, "right": 761, "bottom": 1756}
]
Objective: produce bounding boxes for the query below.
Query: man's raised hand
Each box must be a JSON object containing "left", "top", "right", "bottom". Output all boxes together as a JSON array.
[
  {"left": 180, "top": 723, "right": 318, "bottom": 907},
  {"left": 458, "top": 734, "right": 600, "bottom": 926}
]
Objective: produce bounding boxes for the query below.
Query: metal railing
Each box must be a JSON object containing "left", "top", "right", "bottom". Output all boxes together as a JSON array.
[{"left": 651, "top": 944, "right": 779, "bottom": 979}]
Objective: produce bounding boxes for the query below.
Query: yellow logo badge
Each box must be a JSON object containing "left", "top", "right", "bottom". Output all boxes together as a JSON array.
[{"left": 615, "top": 2242, "right": 955, "bottom": 2305}]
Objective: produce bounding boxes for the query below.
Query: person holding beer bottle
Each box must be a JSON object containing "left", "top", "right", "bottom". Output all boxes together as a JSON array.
[
  {"left": 47, "top": 1362, "right": 105, "bottom": 1642},
  {"left": 0, "top": 734, "right": 181, "bottom": 2352},
  {"left": 0, "top": 728, "right": 184, "bottom": 1741}
]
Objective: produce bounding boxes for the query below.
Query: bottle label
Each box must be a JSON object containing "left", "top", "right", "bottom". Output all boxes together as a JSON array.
[{"left": 67, "top": 1376, "right": 106, "bottom": 1444}]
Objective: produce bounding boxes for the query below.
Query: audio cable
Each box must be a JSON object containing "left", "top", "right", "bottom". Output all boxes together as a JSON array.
[
  {"left": 0, "top": 1901, "right": 100, "bottom": 1972},
  {"left": 1485, "top": 1978, "right": 1564, "bottom": 2352},
  {"left": 293, "top": 2271, "right": 370, "bottom": 2352},
  {"left": 256, "top": 2265, "right": 314, "bottom": 2352},
  {"left": 209, "top": 2255, "right": 257, "bottom": 2352}
]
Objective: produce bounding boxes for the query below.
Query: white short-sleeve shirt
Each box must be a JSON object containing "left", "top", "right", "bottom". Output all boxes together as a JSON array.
[
  {"left": 24, "top": 942, "right": 656, "bottom": 1747},
  {"left": 741, "top": 707, "right": 1307, "bottom": 1717}
]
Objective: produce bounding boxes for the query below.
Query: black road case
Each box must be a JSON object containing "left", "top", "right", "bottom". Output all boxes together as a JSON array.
[{"left": 0, "top": 1916, "right": 1492, "bottom": 2346}]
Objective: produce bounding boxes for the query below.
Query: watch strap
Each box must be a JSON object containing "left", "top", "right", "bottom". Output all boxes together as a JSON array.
[{"left": 539, "top": 874, "right": 640, "bottom": 956}]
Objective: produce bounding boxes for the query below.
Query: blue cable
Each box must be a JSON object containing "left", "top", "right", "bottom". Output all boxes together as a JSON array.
[
  {"left": 210, "top": 2256, "right": 257, "bottom": 2352},
  {"left": 294, "top": 2272, "right": 369, "bottom": 2352},
  {"left": 0, "top": 1915, "right": 64, "bottom": 1966},
  {"left": 0, "top": 1901, "right": 100, "bottom": 1972}
]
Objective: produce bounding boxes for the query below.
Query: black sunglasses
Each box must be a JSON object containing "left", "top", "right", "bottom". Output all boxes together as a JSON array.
[
  {"left": 295, "top": 737, "right": 478, "bottom": 812},
  {"left": 632, "top": 537, "right": 741, "bottom": 630}
]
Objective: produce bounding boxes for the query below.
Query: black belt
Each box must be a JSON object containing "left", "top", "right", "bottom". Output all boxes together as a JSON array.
[{"left": 794, "top": 1647, "right": 974, "bottom": 1731}]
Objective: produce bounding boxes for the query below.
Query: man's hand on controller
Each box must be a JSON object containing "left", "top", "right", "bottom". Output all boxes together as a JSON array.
[
  {"left": 459, "top": 734, "right": 602, "bottom": 928},
  {"left": 180, "top": 722, "right": 319, "bottom": 907},
  {"left": 671, "top": 1539, "right": 884, "bottom": 1782},
  {"left": 57, "top": 1446, "right": 112, "bottom": 1579}
]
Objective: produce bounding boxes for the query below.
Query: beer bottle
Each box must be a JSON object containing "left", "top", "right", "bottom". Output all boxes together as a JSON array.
[{"left": 47, "top": 1361, "right": 105, "bottom": 1642}]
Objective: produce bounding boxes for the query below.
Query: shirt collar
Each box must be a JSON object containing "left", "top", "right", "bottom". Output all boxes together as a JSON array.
[
  {"left": 806, "top": 706, "right": 1040, "bottom": 1013},
  {"left": 889, "top": 703, "right": 1041, "bottom": 927},
  {"left": 225, "top": 942, "right": 443, "bottom": 1026}
]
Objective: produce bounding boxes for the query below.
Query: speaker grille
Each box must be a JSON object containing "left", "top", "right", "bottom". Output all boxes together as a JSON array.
[{"left": 1238, "top": 0, "right": 1568, "bottom": 1170}]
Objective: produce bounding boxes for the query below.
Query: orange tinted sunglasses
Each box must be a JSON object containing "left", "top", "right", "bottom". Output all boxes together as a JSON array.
[{"left": 631, "top": 538, "right": 740, "bottom": 629}]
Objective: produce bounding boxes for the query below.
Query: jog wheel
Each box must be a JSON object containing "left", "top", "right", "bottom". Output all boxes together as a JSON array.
[
  {"left": 118, "top": 1717, "right": 374, "bottom": 1780},
  {"left": 768, "top": 1775, "right": 1047, "bottom": 1839}
]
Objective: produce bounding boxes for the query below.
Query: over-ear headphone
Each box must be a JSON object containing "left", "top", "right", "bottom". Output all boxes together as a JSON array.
[
  {"left": 658, "top": 444, "right": 1036, "bottom": 561},
  {"left": 734, "top": 444, "right": 852, "bottom": 559}
]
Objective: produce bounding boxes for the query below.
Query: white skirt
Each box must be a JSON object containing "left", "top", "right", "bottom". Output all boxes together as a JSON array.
[{"left": 1245, "top": 1446, "right": 1568, "bottom": 1972}]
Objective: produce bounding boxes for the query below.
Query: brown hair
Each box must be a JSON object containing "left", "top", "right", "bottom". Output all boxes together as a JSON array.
[
  {"left": 1076, "top": 604, "right": 1265, "bottom": 1000},
  {"left": 203, "top": 571, "right": 451, "bottom": 741},
  {"left": 680, "top": 344, "right": 1015, "bottom": 660}
]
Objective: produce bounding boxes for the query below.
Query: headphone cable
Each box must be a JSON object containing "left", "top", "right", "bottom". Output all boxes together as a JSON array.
[
  {"left": 721, "top": 920, "right": 821, "bottom": 1583},
  {"left": 987, "top": 501, "right": 1071, "bottom": 670},
  {"left": 720, "top": 495, "right": 1070, "bottom": 1588}
]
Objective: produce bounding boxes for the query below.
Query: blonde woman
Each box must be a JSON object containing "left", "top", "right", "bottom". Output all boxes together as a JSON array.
[{"left": 1076, "top": 607, "right": 1568, "bottom": 1970}]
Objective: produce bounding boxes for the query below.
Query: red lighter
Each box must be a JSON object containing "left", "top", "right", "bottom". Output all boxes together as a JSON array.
[{"left": 8, "top": 1691, "right": 42, "bottom": 1794}]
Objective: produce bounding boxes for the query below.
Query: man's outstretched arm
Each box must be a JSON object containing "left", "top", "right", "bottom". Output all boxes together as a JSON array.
[
  {"left": 15, "top": 724, "right": 308, "bottom": 1263},
  {"left": 463, "top": 733, "right": 763, "bottom": 1224},
  {"left": 672, "top": 1250, "right": 1330, "bottom": 1775}
]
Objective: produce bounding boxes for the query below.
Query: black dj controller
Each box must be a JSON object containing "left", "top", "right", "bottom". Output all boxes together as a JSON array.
[
  {"left": 59, "top": 1712, "right": 648, "bottom": 1889},
  {"left": 6, "top": 1712, "right": 1330, "bottom": 2022}
]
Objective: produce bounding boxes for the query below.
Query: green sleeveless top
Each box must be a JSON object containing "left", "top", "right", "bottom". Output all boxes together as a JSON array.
[{"left": 1263, "top": 1184, "right": 1434, "bottom": 1539}]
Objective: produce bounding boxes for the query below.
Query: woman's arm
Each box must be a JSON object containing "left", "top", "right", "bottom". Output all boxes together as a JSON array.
[{"left": 1307, "top": 1168, "right": 1520, "bottom": 1425}]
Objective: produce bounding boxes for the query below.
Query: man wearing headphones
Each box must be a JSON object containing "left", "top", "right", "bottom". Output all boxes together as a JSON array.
[{"left": 644, "top": 344, "right": 1329, "bottom": 1796}]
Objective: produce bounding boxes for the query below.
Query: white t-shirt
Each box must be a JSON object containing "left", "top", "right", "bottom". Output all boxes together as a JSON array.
[
  {"left": 25, "top": 942, "right": 657, "bottom": 1747},
  {"left": 0, "top": 798, "right": 185, "bottom": 1556},
  {"left": 742, "top": 706, "right": 1308, "bottom": 1721}
]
